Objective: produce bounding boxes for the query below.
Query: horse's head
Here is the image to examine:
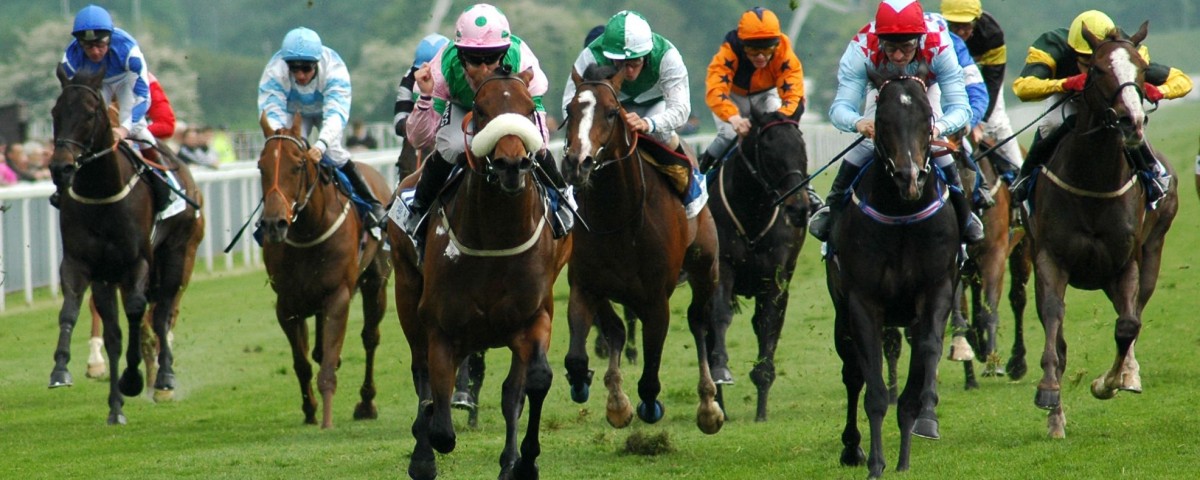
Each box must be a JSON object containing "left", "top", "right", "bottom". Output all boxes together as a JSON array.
[
  {"left": 467, "top": 66, "right": 542, "bottom": 194},
  {"left": 1079, "top": 22, "right": 1150, "bottom": 147},
  {"left": 742, "top": 110, "right": 809, "bottom": 223},
  {"left": 256, "top": 111, "right": 319, "bottom": 243},
  {"left": 50, "top": 64, "right": 114, "bottom": 188},
  {"left": 562, "top": 64, "right": 630, "bottom": 186},
  {"left": 868, "top": 65, "right": 934, "bottom": 201}
]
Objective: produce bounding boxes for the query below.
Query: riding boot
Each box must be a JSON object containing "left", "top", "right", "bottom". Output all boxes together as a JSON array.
[
  {"left": 405, "top": 153, "right": 455, "bottom": 238},
  {"left": 146, "top": 170, "right": 173, "bottom": 213},
  {"left": 1129, "top": 143, "right": 1169, "bottom": 204},
  {"left": 808, "top": 162, "right": 863, "bottom": 242},
  {"left": 535, "top": 150, "right": 574, "bottom": 238},
  {"left": 939, "top": 163, "right": 985, "bottom": 244},
  {"left": 339, "top": 161, "right": 387, "bottom": 228},
  {"left": 970, "top": 164, "right": 996, "bottom": 209},
  {"left": 805, "top": 183, "right": 825, "bottom": 214},
  {"left": 1011, "top": 120, "right": 1071, "bottom": 202}
]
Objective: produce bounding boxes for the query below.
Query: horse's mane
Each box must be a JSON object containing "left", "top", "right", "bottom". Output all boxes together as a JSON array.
[{"left": 582, "top": 64, "right": 619, "bottom": 82}]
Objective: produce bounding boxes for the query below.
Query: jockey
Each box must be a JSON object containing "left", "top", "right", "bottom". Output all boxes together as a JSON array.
[
  {"left": 560, "top": 10, "right": 706, "bottom": 219},
  {"left": 58, "top": 4, "right": 172, "bottom": 211},
  {"left": 258, "top": 27, "right": 388, "bottom": 228},
  {"left": 1010, "top": 10, "right": 1192, "bottom": 204},
  {"left": 700, "top": 7, "right": 820, "bottom": 209},
  {"left": 404, "top": 3, "right": 569, "bottom": 240},
  {"left": 809, "top": 0, "right": 984, "bottom": 244},
  {"left": 940, "top": 0, "right": 1022, "bottom": 181},
  {"left": 929, "top": 12, "right": 995, "bottom": 208},
  {"left": 393, "top": 34, "right": 450, "bottom": 138}
]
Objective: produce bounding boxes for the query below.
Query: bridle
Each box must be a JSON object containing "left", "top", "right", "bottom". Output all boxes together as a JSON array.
[
  {"left": 1076, "top": 38, "right": 1149, "bottom": 137},
  {"left": 575, "top": 80, "right": 639, "bottom": 171},
  {"left": 734, "top": 118, "right": 804, "bottom": 205},
  {"left": 464, "top": 74, "right": 538, "bottom": 183},
  {"left": 261, "top": 132, "right": 319, "bottom": 223},
  {"left": 52, "top": 84, "right": 119, "bottom": 170},
  {"left": 873, "top": 75, "right": 934, "bottom": 179}
]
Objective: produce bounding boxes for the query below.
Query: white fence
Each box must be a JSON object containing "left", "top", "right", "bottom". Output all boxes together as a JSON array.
[{"left": 0, "top": 124, "right": 858, "bottom": 312}]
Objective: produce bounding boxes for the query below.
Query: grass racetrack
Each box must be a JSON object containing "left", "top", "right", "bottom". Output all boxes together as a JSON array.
[{"left": 3, "top": 103, "right": 1200, "bottom": 479}]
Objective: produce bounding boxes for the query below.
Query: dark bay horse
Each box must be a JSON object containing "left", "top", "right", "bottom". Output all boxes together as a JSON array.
[
  {"left": 562, "top": 65, "right": 724, "bottom": 434},
  {"left": 1026, "top": 23, "right": 1176, "bottom": 438},
  {"left": 256, "top": 113, "right": 392, "bottom": 429},
  {"left": 827, "top": 66, "right": 959, "bottom": 478},
  {"left": 706, "top": 110, "right": 811, "bottom": 421},
  {"left": 48, "top": 66, "right": 204, "bottom": 424},
  {"left": 389, "top": 66, "right": 571, "bottom": 480}
]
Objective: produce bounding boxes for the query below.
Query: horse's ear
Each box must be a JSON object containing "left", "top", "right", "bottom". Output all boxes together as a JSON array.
[
  {"left": 611, "top": 67, "right": 626, "bottom": 92},
  {"left": 570, "top": 68, "right": 583, "bottom": 88},
  {"left": 288, "top": 111, "right": 303, "bottom": 137},
  {"left": 56, "top": 64, "right": 69, "bottom": 87},
  {"left": 517, "top": 67, "right": 535, "bottom": 87},
  {"left": 1081, "top": 24, "right": 1102, "bottom": 55},
  {"left": 1130, "top": 21, "right": 1148, "bottom": 46},
  {"left": 865, "top": 66, "right": 885, "bottom": 90},
  {"left": 259, "top": 111, "right": 273, "bottom": 138}
]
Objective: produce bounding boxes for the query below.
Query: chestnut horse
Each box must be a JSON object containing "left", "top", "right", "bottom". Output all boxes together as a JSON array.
[
  {"left": 706, "top": 110, "right": 811, "bottom": 421},
  {"left": 827, "top": 66, "right": 959, "bottom": 478},
  {"left": 389, "top": 66, "right": 570, "bottom": 480},
  {"left": 47, "top": 65, "right": 204, "bottom": 424},
  {"left": 1025, "top": 23, "right": 1177, "bottom": 438},
  {"left": 256, "top": 113, "right": 392, "bottom": 429},
  {"left": 561, "top": 65, "right": 724, "bottom": 435}
]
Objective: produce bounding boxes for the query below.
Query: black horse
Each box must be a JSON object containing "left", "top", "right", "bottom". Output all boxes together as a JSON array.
[
  {"left": 827, "top": 66, "right": 959, "bottom": 479},
  {"left": 706, "top": 110, "right": 811, "bottom": 421}
]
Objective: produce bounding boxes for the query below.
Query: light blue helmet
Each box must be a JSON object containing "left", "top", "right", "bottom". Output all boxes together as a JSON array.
[
  {"left": 414, "top": 34, "right": 450, "bottom": 68},
  {"left": 72, "top": 4, "right": 113, "bottom": 41},
  {"left": 281, "top": 27, "right": 323, "bottom": 62}
]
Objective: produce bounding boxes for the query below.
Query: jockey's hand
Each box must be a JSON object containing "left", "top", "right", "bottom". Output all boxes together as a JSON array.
[
  {"left": 1143, "top": 83, "right": 1164, "bottom": 103},
  {"left": 855, "top": 118, "right": 875, "bottom": 139},
  {"left": 970, "top": 125, "right": 985, "bottom": 145},
  {"left": 305, "top": 146, "right": 323, "bottom": 163},
  {"left": 111, "top": 126, "right": 129, "bottom": 142},
  {"left": 624, "top": 112, "right": 650, "bottom": 133},
  {"left": 729, "top": 115, "right": 751, "bottom": 136},
  {"left": 414, "top": 64, "right": 434, "bottom": 96},
  {"left": 932, "top": 126, "right": 942, "bottom": 139},
  {"left": 1062, "top": 73, "right": 1087, "bottom": 92}
]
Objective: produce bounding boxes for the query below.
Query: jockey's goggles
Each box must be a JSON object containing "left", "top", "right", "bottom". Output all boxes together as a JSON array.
[
  {"left": 460, "top": 50, "right": 506, "bottom": 67},
  {"left": 287, "top": 61, "right": 316, "bottom": 73},
  {"left": 881, "top": 39, "right": 918, "bottom": 54},
  {"left": 744, "top": 45, "right": 776, "bottom": 57}
]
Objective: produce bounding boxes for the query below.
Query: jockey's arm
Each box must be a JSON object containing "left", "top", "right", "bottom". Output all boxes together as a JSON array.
[
  {"left": 644, "top": 48, "right": 690, "bottom": 135},
  {"left": 315, "top": 54, "right": 352, "bottom": 156},
  {"left": 704, "top": 41, "right": 740, "bottom": 123},
  {"left": 828, "top": 41, "right": 870, "bottom": 134}
]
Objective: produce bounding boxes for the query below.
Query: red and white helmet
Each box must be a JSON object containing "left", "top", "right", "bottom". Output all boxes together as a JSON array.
[
  {"left": 875, "top": 0, "right": 927, "bottom": 36},
  {"left": 454, "top": 4, "right": 512, "bottom": 51}
]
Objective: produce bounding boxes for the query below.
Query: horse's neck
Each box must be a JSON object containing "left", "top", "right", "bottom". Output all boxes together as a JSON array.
[
  {"left": 292, "top": 182, "right": 346, "bottom": 233},
  {"left": 585, "top": 151, "right": 653, "bottom": 218},
  {"left": 450, "top": 172, "right": 542, "bottom": 237},
  {"left": 1058, "top": 112, "right": 1131, "bottom": 178},
  {"left": 74, "top": 149, "right": 131, "bottom": 194}
]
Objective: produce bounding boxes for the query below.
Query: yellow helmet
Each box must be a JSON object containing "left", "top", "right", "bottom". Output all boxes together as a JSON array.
[
  {"left": 1068, "top": 10, "right": 1115, "bottom": 55},
  {"left": 940, "top": 0, "right": 981, "bottom": 23}
]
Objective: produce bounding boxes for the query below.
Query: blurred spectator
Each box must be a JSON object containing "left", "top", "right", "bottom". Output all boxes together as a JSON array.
[
  {"left": 209, "top": 126, "right": 237, "bottom": 164},
  {"left": 0, "top": 135, "right": 16, "bottom": 186},
  {"left": 6, "top": 141, "right": 50, "bottom": 182},
  {"left": 345, "top": 119, "right": 378, "bottom": 151},
  {"left": 177, "top": 127, "right": 219, "bottom": 169},
  {"left": 146, "top": 71, "right": 177, "bottom": 142},
  {"left": 678, "top": 114, "right": 701, "bottom": 135}
]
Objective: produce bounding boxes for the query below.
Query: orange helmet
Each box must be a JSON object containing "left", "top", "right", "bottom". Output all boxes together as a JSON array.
[{"left": 738, "top": 7, "right": 783, "bottom": 44}]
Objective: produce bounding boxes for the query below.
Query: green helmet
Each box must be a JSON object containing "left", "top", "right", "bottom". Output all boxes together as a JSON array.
[{"left": 601, "top": 10, "right": 653, "bottom": 60}]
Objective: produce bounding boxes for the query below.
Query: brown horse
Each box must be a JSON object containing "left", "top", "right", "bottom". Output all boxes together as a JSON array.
[
  {"left": 1025, "top": 23, "right": 1177, "bottom": 438},
  {"left": 47, "top": 65, "right": 204, "bottom": 424},
  {"left": 561, "top": 64, "right": 724, "bottom": 434},
  {"left": 389, "top": 66, "right": 570, "bottom": 480},
  {"left": 256, "top": 113, "right": 392, "bottom": 429},
  {"left": 828, "top": 66, "right": 960, "bottom": 479}
]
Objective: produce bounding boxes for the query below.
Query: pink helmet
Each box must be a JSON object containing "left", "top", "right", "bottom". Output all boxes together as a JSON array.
[{"left": 454, "top": 4, "right": 512, "bottom": 51}]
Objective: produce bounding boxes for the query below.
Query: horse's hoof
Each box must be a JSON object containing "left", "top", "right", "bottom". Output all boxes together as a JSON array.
[
  {"left": 451, "top": 391, "right": 478, "bottom": 411},
  {"left": 1090, "top": 378, "right": 1117, "bottom": 400},
  {"left": 408, "top": 459, "right": 438, "bottom": 480},
  {"left": 964, "top": 378, "right": 979, "bottom": 390},
  {"left": 155, "top": 372, "right": 176, "bottom": 392},
  {"left": 429, "top": 432, "right": 456, "bottom": 455},
  {"left": 353, "top": 401, "right": 378, "bottom": 420},
  {"left": 1006, "top": 359, "right": 1027, "bottom": 381},
  {"left": 711, "top": 366, "right": 734, "bottom": 385},
  {"left": 570, "top": 382, "right": 590, "bottom": 403},
  {"left": 511, "top": 456, "right": 539, "bottom": 480},
  {"left": 840, "top": 446, "right": 866, "bottom": 466},
  {"left": 107, "top": 413, "right": 127, "bottom": 425},
  {"left": 86, "top": 361, "right": 107, "bottom": 379},
  {"left": 696, "top": 402, "right": 725, "bottom": 435},
  {"left": 949, "top": 336, "right": 975, "bottom": 362},
  {"left": 637, "top": 400, "right": 664, "bottom": 424},
  {"left": 49, "top": 370, "right": 74, "bottom": 388},
  {"left": 153, "top": 389, "right": 175, "bottom": 403},
  {"left": 983, "top": 365, "right": 1007, "bottom": 377},
  {"left": 118, "top": 368, "right": 144, "bottom": 397},
  {"left": 1034, "top": 388, "right": 1060, "bottom": 410},
  {"left": 913, "top": 417, "right": 940, "bottom": 440}
]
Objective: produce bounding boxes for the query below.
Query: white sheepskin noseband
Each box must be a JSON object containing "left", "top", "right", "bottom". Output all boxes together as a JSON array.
[{"left": 470, "top": 113, "right": 544, "bottom": 157}]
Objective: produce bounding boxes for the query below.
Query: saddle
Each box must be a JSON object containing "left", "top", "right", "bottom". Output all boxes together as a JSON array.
[{"left": 634, "top": 133, "right": 696, "bottom": 199}]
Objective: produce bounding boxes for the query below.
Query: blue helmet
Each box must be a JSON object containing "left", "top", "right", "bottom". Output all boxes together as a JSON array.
[
  {"left": 281, "top": 27, "right": 323, "bottom": 62},
  {"left": 414, "top": 34, "right": 450, "bottom": 68},
  {"left": 72, "top": 4, "right": 113, "bottom": 41}
]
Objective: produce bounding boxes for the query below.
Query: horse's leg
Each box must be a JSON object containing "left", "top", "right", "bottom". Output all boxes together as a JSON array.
[
  {"left": 882, "top": 327, "right": 902, "bottom": 405},
  {"left": 426, "top": 333, "right": 459, "bottom": 454},
  {"left": 354, "top": 269, "right": 387, "bottom": 421},
  {"left": 708, "top": 265, "right": 736, "bottom": 387},
  {"left": 978, "top": 242, "right": 1008, "bottom": 378},
  {"left": 278, "top": 310, "right": 317, "bottom": 425},
  {"left": 909, "top": 282, "right": 953, "bottom": 442},
  {"left": 51, "top": 264, "right": 90, "bottom": 388},
  {"left": 834, "top": 307, "right": 865, "bottom": 467},
  {"left": 452, "top": 352, "right": 485, "bottom": 427},
  {"left": 1033, "top": 255, "right": 1069, "bottom": 438},
  {"left": 596, "top": 300, "right": 633, "bottom": 428},
  {"left": 503, "top": 311, "right": 553, "bottom": 480},
  {"left": 98, "top": 284, "right": 129, "bottom": 425},
  {"left": 748, "top": 287, "right": 787, "bottom": 422},
  {"left": 624, "top": 305, "right": 639, "bottom": 364},
  {"left": 563, "top": 288, "right": 597, "bottom": 404},
  {"left": 630, "top": 295, "right": 670, "bottom": 428},
  {"left": 408, "top": 355, "right": 437, "bottom": 480},
  {"left": 315, "top": 287, "right": 351, "bottom": 429},
  {"left": 117, "top": 264, "right": 151, "bottom": 400},
  {"left": 686, "top": 255, "right": 724, "bottom": 435},
  {"left": 1092, "top": 264, "right": 1143, "bottom": 400},
  {"left": 948, "top": 278, "right": 976, "bottom": 363},
  {"left": 1006, "top": 237, "right": 1032, "bottom": 380},
  {"left": 959, "top": 279, "right": 979, "bottom": 390},
  {"left": 86, "top": 294, "right": 108, "bottom": 379},
  {"left": 148, "top": 244, "right": 192, "bottom": 402},
  {"left": 848, "top": 296, "right": 888, "bottom": 478}
]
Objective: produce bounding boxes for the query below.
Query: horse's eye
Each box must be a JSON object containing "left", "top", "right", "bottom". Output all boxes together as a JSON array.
[{"left": 606, "top": 109, "right": 619, "bottom": 121}]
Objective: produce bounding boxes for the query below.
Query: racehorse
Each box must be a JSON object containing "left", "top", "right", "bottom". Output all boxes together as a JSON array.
[
  {"left": 256, "top": 112, "right": 392, "bottom": 429},
  {"left": 1025, "top": 23, "right": 1176, "bottom": 438},
  {"left": 827, "top": 65, "right": 959, "bottom": 478},
  {"left": 389, "top": 65, "right": 570, "bottom": 480},
  {"left": 561, "top": 64, "right": 724, "bottom": 435},
  {"left": 706, "top": 110, "right": 811, "bottom": 421},
  {"left": 47, "top": 65, "right": 204, "bottom": 424}
]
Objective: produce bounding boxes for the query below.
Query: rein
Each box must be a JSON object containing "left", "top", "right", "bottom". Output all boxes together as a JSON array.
[
  {"left": 717, "top": 118, "right": 803, "bottom": 246},
  {"left": 261, "top": 132, "right": 351, "bottom": 248}
]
